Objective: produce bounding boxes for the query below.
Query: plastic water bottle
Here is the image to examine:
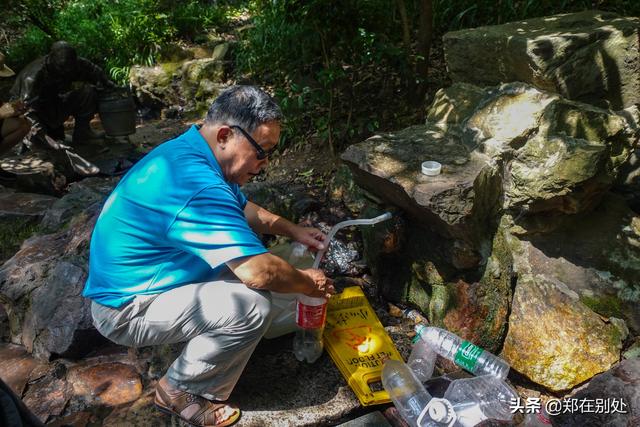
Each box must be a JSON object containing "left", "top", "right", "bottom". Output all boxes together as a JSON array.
[
  {"left": 444, "top": 375, "right": 518, "bottom": 427},
  {"left": 415, "top": 325, "right": 510, "bottom": 379},
  {"left": 382, "top": 359, "right": 442, "bottom": 427},
  {"left": 408, "top": 335, "right": 437, "bottom": 382},
  {"left": 293, "top": 294, "right": 327, "bottom": 363}
]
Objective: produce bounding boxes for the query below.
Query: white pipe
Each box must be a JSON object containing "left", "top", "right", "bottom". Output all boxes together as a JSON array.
[{"left": 312, "top": 212, "right": 393, "bottom": 269}]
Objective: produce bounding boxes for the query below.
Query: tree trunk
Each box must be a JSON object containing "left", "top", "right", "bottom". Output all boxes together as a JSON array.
[{"left": 413, "top": 0, "right": 433, "bottom": 106}]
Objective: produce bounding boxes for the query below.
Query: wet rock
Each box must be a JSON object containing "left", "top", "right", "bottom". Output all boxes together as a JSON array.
[
  {"left": 0, "top": 344, "right": 46, "bottom": 396},
  {"left": 22, "top": 375, "right": 70, "bottom": 423},
  {"left": 0, "top": 207, "right": 102, "bottom": 360},
  {"left": 553, "top": 359, "right": 640, "bottom": 427},
  {"left": 47, "top": 411, "right": 92, "bottom": 427},
  {"left": 67, "top": 362, "right": 142, "bottom": 406},
  {"left": 0, "top": 188, "right": 57, "bottom": 262},
  {"left": 444, "top": 11, "right": 640, "bottom": 109}
]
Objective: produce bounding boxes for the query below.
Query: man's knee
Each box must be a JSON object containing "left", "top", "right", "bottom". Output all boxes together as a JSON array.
[
  {"left": 232, "top": 286, "right": 273, "bottom": 333},
  {"left": 200, "top": 283, "right": 273, "bottom": 334}
]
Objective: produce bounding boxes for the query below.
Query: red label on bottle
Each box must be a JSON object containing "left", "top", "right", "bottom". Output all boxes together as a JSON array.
[{"left": 296, "top": 300, "right": 327, "bottom": 329}]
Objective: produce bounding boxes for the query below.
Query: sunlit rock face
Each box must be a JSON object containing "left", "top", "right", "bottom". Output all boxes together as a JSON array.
[
  {"left": 129, "top": 44, "right": 230, "bottom": 116},
  {"left": 443, "top": 10, "right": 640, "bottom": 110},
  {"left": 429, "top": 82, "right": 638, "bottom": 226}
]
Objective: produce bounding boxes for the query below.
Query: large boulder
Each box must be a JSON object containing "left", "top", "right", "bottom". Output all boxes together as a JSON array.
[
  {"left": 499, "top": 193, "right": 640, "bottom": 391},
  {"left": 342, "top": 123, "right": 502, "bottom": 270},
  {"left": 443, "top": 11, "right": 640, "bottom": 110},
  {"left": 0, "top": 204, "right": 101, "bottom": 360},
  {"left": 429, "top": 82, "right": 638, "bottom": 226}
]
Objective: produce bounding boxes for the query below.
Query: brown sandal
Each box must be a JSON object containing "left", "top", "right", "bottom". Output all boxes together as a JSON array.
[{"left": 154, "top": 383, "right": 240, "bottom": 427}]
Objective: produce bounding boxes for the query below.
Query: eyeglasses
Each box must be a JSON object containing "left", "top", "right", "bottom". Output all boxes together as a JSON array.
[{"left": 230, "top": 125, "right": 277, "bottom": 160}]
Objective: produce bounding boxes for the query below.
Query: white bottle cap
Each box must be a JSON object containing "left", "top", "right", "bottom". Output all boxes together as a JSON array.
[{"left": 421, "top": 161, "right": 442, "bottom": 176}]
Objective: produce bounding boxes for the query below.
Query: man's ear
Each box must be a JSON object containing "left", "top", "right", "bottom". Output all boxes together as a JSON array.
[{"left": 216, "top": 126, "right": 232, "bottom": 147}]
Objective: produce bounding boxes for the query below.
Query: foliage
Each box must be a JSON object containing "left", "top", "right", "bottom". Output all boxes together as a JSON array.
[
  {"left": 432, "top": 0, "right": 640, "bottom": 33},
  {"left": 237, "top": 0, "right": 413, "bottom": 153},
  {"left": 6, "top": 0, "right": 235, "bottom": 84}
]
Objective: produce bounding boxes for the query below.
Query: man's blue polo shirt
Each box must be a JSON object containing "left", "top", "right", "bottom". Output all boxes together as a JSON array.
[{"left": 83, "top": 125, "right": 267, "bottom": 308}]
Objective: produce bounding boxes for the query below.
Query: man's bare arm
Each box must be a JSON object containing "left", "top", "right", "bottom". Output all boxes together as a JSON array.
[{"left": 226, "top": 253, "right": 333, "bottom": 298}]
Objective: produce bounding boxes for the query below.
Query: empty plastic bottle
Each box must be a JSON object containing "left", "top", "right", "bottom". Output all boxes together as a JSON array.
[
  {"left": 382, "top": 359, "right": 441, "bottom": 427},
  {"left": 415, "top": 325, "right": 510, "bottom": 379},
  {"left": 293, "top": 294, "right": 327, "bottom": 363},
  {"left": 408, "top": 335, "right": 437, "bottom": 382},
  {"left": 443, "top": 375, "right": 518, "bottom": 427}
]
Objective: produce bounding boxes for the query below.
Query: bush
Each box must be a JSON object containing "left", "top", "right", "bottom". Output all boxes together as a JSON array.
[{"left": 6, "top": 0, "right": 235, "bottom": 84}]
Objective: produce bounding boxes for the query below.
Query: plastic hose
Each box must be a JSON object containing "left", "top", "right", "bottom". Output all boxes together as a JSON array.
[{"left": 312, "top": 212, "right": 392, "bottom": 269}]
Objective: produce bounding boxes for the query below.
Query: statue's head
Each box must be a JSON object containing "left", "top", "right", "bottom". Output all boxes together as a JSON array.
[{"left": 49, "top": 41, "right": 77, "bottom": 74}]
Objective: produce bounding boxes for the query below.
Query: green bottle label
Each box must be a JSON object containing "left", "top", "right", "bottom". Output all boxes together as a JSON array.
[{"left": 454, "top": 340, "right": 483, "bottom": 372}]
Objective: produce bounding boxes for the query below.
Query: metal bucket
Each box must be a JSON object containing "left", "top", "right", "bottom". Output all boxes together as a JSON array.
[{"left": 98, "top": 90, "right": 136, "bottom": 137}]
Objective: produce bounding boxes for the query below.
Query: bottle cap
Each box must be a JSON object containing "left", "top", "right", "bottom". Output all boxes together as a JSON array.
[
  {"left": 426, "top": 398, "right": 455, "bottom": 424},
  {"left": 421, "top": 160, "right": 442, "bottom": 176}
]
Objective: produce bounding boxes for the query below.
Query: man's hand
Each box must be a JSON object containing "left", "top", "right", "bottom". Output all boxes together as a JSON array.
[
  {"left": 300, "top": 268, "right": 335, "bottom": 299},
  {"left": 290, "top": 225, "right": 327, "bottom": 252}
]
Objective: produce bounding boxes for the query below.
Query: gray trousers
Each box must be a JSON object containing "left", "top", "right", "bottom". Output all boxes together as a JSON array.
[{"left": 91, "top": 279, "right": 298, "bottom": 400}]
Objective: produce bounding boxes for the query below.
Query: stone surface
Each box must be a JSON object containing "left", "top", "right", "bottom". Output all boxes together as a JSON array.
[
  {"left": 0, "top": 344, "right": 46, "bottom": 395},
  {"left": 553, "top": 359, "right": 640, "bottom": 426},
  {"left": 129, "top": 55, "right": 228, "bottom": 115},
  {"left": 0, "top": 188, "right": 57, "bottom": 262},
  {"left": 429, "top": 82, "right": 638, "bottom": 219},
  {"left": 342, "top": 123, "right": 501, "bottom": 266},
  {"left": 500, "top": 212, "right": 626, "bottom": 391},
  {"left": 0, "top": 205, "right": 101, "bottom": 360},
  {"left": 517, "top": 193, "right": 640, "bottom": 334},
  {"left": 22, "top": 375, "right": 70, "bottom": 423},
  {"left": 67, "top": 362, "right": 142, "bottom": 406},
  {"left": 443, "top": 11, "right": 640, "bottom": 109}
]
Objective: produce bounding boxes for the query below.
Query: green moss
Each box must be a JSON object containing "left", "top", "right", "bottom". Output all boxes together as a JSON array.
[
  {"left": 407, "top": 276, "right": 430, "bottom": 311},
  {"left": 580, "top": 294, "right": 624, "bottom": 318}
]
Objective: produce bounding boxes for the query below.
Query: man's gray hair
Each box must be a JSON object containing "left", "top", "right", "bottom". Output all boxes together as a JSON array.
[{"left": 205, "top": 85, "right": 282, "bottom": 133}]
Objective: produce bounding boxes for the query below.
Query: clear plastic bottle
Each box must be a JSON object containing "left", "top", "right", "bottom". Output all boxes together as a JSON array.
[
  {"left": 293, "top": 294, "right": 327, "bottom": 363},
  {"left": 415, "top": 325, "right": 510, "bottom": 379},
  {"left": 443, "top": 375, "right": 518, "bottom": 427},
  {"left": 408, "top": 335, "right": 437, "bottom": 382},
  {"left": 382, "top": 359, "right": 445, "bottom": 427}
]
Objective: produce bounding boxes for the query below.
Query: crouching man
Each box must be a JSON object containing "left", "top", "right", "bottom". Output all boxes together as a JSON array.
[{"left": 83, "top": 85, "right": 334, "bottom": 427}]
